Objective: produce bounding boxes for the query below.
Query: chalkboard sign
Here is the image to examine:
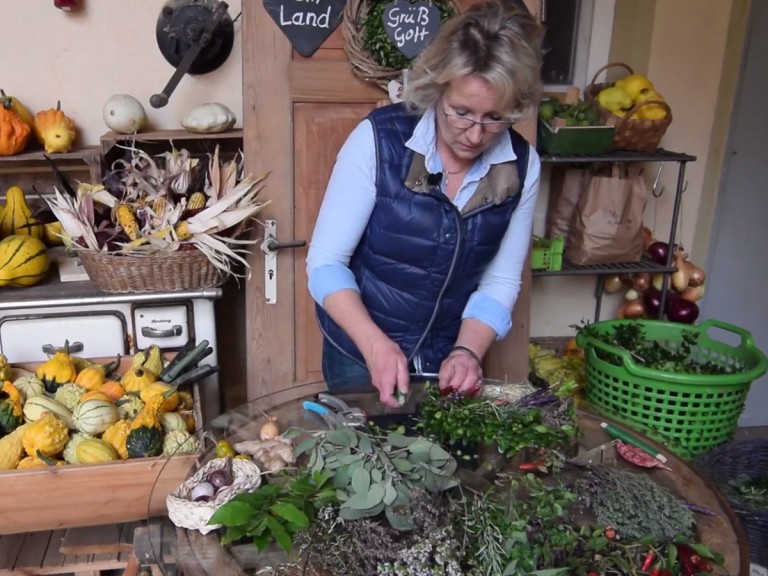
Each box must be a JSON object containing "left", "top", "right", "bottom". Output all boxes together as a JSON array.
[
  {"left": 263, "top": 0, "right": 345, "bottom": 57},
  {"left": 382, "top": 0, "right": 442, "bottom": 60}
]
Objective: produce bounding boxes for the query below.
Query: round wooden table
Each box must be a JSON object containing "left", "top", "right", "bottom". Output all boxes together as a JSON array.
[{"left": 147, "top": 382, "right": 750, "bottom": 576}]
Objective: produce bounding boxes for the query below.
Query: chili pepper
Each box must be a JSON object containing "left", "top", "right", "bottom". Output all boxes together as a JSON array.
[
  {"left": 642, "top": 550, "right": 656, "bottom": 571},
  {"left": 215, "top": 439, "right": 236, "bottom": 458},
  {"left": 699, "top": 560, "right": 714, "bottom": 573},
  {"left": 518, "top": 460, "right": 547, "bottom": 472},
  {"left": 658, "top": 571, "right": 671, "bottom": 576},
  {"left": 675, "top": 544, "right": 702, "bottom": 576},
  {"left": 649, "top": 570, "right": 660, "bottom": 576}
]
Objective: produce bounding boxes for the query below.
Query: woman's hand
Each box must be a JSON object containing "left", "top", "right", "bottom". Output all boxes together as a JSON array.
[
  {"left": 363, "top": 335, "right": 410, "bottom": 408},
  {"left": 439, "top": 347, "right": 483, "bottom": 395}
]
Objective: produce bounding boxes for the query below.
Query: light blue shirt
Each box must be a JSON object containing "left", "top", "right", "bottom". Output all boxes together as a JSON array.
[{"left": 306, "top": 107, "right": 541, "bottom": 339}]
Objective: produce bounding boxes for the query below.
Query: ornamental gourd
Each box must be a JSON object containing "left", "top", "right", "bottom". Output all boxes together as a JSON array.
[
  {"left": 102, "top": 419, "right": 131, "bottom": 459},
  {"left": 33, "top": 101, "right": 76, "bottom": 154},
  {"left": 0, "top": 423, "right": 29, "bottom": 470},
  {"left": 22, "top": 395, "right": 75, "bottom": 429},
  {"left": 12, "top": 375, "right": 45, "bottom": 401},
  {"left": 98, "top": 381, "right": 125, "bottom": 402},
  {"left": 74, "top": 366, "right": 107, "bottom": 391},
  {"left": 22, "top": 413, "right": 70, "bottom": 457},
  {"left": 121, "top": 367, "right": 157, "bottom": 394},
  {"left": 54, "top": 383, "right": 87, "bottom": 411},
  {"left": 0, "top": 186, "right": 44, "bottom": 239},
  {"left": 62, "top": 432, "right": 95, "bottom": 465},
  {"left": 126, "top": 394, "right": 166, "bottom": 458},
  {"left": 0, "top": 90, "right": 34, "bottom": 127},
  {"left": 36, "top": 344, "right": 77, "bottom": 393},
  {"left": 0, "top": 381, "right": 23, "bottom": 436},
  {"left": 0, "top": 105, "right": 31, "bottom": 156},
  {"left": 0, "top": 354, "right": 10, "bottom": 382},
  {"left": 75, "top": 438, "right": 119, "bottom": 464},
  {"left": 139, "top": 382, "right": 180, "bottom": 412},
  {"left": 17, "top": 453, "right": 66, "bottom": 468},
  {"left": 0, "top": 235, "right": 50, "bottom": 289},
  {"left": 181, "top": 102, "right": 236, "bottom": 134},
  {"left": 73, "top": 399, "right": 121, "bottom": 435}
]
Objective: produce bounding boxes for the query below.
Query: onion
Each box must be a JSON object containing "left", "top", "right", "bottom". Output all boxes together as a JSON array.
[
  {"left": 632, "top": 273, "right": 651, "bottom": 293},
  {"left": 189, "top": 481, "right": 215, "bottom": 502},
  {"left": 652, "top": 273, "right": 665, "bottom": 292},
  {"left": 671, "top": 249, "right": 690, "bottom": 292},
  {"left": 625, "top": 288, "right": 640, "bottom": 301},
  {"left": 647, "top": 241, "right": 671, "bottom": 265},
  {"left": 687, "top": 263, "right": 706, "bottom": 287},
  {"left": 680, "top": 285, "right": 705, "bottom": 303},
  {"left": 623, "top": 299, "right": 646, "bottom": 319},
  {"left": 643, "top": 287, "right": 663, "bottom": 316},
  {"left": 603, "top": 274, "right": 624, "bottom": 294},
  {"left": 260, "top": 418, "right": 280, "bottom": 441},
  {"left": 666, "top": 298, "right": 700, "bottom": 324},
  {"left": 207, "top": 469, "right": 234, "bottom": 490}
]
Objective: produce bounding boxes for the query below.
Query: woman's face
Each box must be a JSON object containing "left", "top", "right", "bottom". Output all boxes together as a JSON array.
[{"left": 435, "top": 74, "right": 510, "bottom": 162}]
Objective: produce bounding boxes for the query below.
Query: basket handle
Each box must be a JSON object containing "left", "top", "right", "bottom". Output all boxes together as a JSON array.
[
  {"left": 698, "top": 319, "right": 757, "bottom": 348},
  {"left": 613, "top": 100, "right": 672, "bottom": 130},
  {"left": 577, "top": 333, "right": 641, "bottom": 374},
  {"left": 589, "top": 62, "right": 635, "bottom": 87}
]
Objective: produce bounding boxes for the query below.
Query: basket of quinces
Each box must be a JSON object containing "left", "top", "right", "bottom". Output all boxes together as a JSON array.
[
  {"left": 585, "top": 62, "right": 673, "bottom": 151},
  {"left": 47, "top": 144, "right": 270, "bottom": 293}
]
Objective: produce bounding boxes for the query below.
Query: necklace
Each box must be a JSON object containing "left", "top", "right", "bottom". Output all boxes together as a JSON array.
[{"left": 442, "top": 167, "right": 465, "bottom": 186}]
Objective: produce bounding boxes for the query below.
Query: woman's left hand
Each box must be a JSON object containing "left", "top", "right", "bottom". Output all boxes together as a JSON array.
[{"left": 439, "top": 349, "right": 483, "bottom": 395}]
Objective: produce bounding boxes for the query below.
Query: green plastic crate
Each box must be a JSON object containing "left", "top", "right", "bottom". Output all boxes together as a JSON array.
[
  {"left": 537, "top": 119, "right": 616, "bottom": 155},
  {"left": 531, "top": 236, "right": 564, "bottom": 271},
  {"left": 576, "top": 319, "right": 768, "bottom": 459}
]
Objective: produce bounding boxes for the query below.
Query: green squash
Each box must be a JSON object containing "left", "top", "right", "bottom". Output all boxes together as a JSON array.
[
  {"left": 0, "top": 381, "right": 23, "bottom": 436},
  {"left": 126, "top": 425, "right": 163, "bottom": 458}
]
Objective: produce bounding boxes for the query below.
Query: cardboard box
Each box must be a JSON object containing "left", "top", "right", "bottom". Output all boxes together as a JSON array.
[{"left": 0, "top": 357, "right": 202, "bottom": 535}]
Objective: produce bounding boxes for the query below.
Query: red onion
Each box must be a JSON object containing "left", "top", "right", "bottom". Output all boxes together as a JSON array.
[
  {"left": 646, "top": 241, "right": 671, "bottom": 265},
  {"left": 643, "top": 287, "right": 663, "bottom": 316},
  {"left": 666, "top": 298, "right": 699, "bottom": 324}
]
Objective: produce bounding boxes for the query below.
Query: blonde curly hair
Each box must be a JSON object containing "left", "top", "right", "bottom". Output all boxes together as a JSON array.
[{"left": 402, "top": 0, "right": 544, "bottom": 122}]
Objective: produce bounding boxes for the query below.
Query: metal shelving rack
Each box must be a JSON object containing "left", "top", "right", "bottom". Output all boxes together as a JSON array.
[{"left": 535, "top": 149, "right": 697, "bottom": 321}]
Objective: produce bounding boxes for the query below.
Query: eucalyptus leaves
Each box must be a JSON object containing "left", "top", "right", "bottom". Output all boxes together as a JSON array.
[{"left": 293, "top": 426, "right": 458, "bottom": 530}]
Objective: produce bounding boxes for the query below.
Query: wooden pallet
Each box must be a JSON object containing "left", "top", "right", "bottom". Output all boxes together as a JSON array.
[{"left": 0, "top": 523, "right": 138, "bottom": 576}]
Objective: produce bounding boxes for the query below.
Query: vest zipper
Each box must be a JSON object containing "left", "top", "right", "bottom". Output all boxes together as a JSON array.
[{"left": 409, "top": 193, "right": 464, "bottom": 366}]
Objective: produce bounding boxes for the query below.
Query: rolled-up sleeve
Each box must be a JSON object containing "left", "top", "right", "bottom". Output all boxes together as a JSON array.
[
  {"left": 462, "top": 148, "right": 541, "bottom": 339},
  {"left": 306, "top": 120, "right": 378, "bottom": 307}
]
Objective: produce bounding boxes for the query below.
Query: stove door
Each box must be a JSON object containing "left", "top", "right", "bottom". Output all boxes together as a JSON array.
[{"left": 0, "top": 311, "right": 128, "bottom": 362}]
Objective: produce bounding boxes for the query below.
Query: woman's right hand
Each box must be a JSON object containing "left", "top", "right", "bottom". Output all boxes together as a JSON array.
[{"left": 363, "top": 335, "right": 410, "bottom": 408}]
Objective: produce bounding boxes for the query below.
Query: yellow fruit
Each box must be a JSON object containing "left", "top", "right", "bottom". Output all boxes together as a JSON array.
[
  {"left": 41, "top": 125, "right": 76, "bottom": 154},
  {"left": 631, "top": 88, "right": 668, "bottom": 121},
  {"left": 615, "top": 74, "right": 655, "bottom": 101},
  {"left": 597, "top": 86, "right": 633, "bottom": 114}
]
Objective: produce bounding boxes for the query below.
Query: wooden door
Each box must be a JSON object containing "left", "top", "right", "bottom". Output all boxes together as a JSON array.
[{"left": 242, "top": 0, "right": 539, "bottom": 402}]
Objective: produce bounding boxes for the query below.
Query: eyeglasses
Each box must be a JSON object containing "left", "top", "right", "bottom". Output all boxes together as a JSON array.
[{"left": 441, "top": 105, "right": 512, "bottom": 133}]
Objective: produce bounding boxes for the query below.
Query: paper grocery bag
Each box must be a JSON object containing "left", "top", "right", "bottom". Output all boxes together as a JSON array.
[
  {"left": 566, "top": 164, "right": 648, "bottom": 265},
  {"left": 546, "top": 167, "right": 590, "bottom": 240}
]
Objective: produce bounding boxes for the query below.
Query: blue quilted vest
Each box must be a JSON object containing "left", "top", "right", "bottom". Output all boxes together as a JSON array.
[{"left": 316, "top": 104, "right": 530, "bottom": 373}]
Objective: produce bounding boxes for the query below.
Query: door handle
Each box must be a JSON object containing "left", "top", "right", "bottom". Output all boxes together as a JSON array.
[
  {"left": 42, "top": 341, "right": 84, "bottom": 355},
  {"left": 141, "top": 325, "right": 183, "bottom": 338},
  {"left": 261, "top": 219, "right": 306, "bottom": 304}
]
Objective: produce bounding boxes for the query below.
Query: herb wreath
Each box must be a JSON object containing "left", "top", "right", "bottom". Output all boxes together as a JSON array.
[{"left": 360, "top": 0, "right": 457, "bottom": 70}]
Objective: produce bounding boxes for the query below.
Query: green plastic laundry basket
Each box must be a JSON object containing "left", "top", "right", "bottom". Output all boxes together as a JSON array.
[{"left": 576, "top": 319, "right": 768, "bottom": 460}]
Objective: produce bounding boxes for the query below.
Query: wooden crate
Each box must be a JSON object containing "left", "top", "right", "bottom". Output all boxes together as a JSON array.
[{"left": 0, "top": 357, "right": 203, "bottom": 535}]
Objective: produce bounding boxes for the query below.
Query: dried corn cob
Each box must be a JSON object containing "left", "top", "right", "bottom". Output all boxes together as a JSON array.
[
  {"left": 174, "top": 221, "right": 192, "bottom": 241},
  {"left": 152, "top": 196, "right": 168, "bottom": 219},
  {"left": 115, "top": 204, "right": 140, "bottom": 241},
  {"left": 186, "top": 192, "right": 207, "bottom": 210}
]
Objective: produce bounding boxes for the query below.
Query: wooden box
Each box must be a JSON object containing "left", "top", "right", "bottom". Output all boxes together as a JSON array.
[{"left": 0, "top": 357, "right": 202, "bottom": 535}]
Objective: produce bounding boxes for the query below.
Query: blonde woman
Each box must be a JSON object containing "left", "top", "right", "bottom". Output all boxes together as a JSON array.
[{"left": 307, "top": 1, "right": 544, "bottom": 406}]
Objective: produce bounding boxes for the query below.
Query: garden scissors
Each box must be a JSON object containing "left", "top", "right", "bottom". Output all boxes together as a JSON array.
[{"left": 302, "top": 393, "right": 367, "bottom": 429}]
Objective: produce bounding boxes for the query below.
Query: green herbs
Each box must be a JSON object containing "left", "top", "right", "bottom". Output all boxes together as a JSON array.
[
  {"left": 208, "top": 469, "right": 337, "bottom": 553},
  {"left": 294, "top": 426, "right": 459, "bottom": 530},
  {"left": 577, "top": 466, "right": 695, "bottom": 542},
  {"left": 360, "top": 0, "right": 457, "bottom": 70},
  {"left": 576, "top": 321, "right": 733, "bottom": 375},
  {"left": 417, "top": 383, "right": 576, "bottom": 459},
  {"left": 724, "top": 473, "right": 768, "bottom": 510}
]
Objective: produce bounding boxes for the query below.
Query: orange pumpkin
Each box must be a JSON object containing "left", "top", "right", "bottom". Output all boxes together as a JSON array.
[
  {"left": 33, "top": 101, "right": 76, "bottom": 153},
  {"left": 0, "top": 106, "right": 31, "bottom": 156},
  {"left": 98, "top": 381, "right": 126, "bottom": 402}
]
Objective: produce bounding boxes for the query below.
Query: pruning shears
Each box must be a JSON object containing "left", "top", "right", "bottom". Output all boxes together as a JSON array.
[{"left": 303, "top": 393, "right": 367, "bottom": 429}]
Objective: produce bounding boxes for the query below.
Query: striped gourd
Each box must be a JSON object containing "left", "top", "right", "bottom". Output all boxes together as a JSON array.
[
  {"left": 0, "top": 186, "right": 43, "bottom": 239},
  {"left": 0, "top": 235, "right": 49, "bottom": 287},
  {"left": 72, "top": 399, "right": 120, "bottom": 435},
  {"left": 22, "top": 395, "right": 75, "bottom": 429}
]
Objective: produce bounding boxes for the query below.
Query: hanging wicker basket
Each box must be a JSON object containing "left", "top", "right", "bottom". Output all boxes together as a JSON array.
[
  {"left": 585, "top": 62, "right": 673, "bottom": 152},
  {"left": 342, "top": 0, "right": 459, "bottom": 91}
]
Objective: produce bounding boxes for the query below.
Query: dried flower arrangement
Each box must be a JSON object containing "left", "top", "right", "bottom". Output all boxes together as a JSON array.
[{"left": 46, "top": 144, "right": 269, "bottom": 288}]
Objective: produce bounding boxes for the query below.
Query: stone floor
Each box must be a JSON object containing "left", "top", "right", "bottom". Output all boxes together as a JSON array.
[{"left": 733, "top": 426, "right": 768, "bottom": 440}]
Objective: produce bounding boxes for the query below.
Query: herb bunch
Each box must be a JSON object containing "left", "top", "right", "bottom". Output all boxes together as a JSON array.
[
  {"left": 417, "top": 383, "right": 576, "bottom": 459},
  {"left": 724, "top": 473, "right": 768, "bottom": 510},
  {"left": 576, "top": 321, "right": 733, "bottom": 375}
]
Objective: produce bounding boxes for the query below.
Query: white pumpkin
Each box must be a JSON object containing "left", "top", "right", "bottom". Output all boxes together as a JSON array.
[
  {"left": 103, "top": 94, "right": 148, "bottom": 134},
  {"left": 181, "top": 102, "right": 236, "bottom": 134}
]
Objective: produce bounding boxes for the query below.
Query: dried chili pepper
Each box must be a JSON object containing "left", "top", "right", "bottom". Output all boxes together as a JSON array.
[
  {"left": 518, "top": 460, "right": 548, "bottom": 472},
  {"left": 641, "top": 550, "right": 656, "bottom": 571}
]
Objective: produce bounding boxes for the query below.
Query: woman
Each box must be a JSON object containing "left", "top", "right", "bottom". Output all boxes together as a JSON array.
[{"left": 307, "top": 0, "right": 544, "bottom": 407}]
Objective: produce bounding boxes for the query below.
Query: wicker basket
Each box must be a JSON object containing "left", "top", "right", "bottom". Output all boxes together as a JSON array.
[
  {"left": 166, "top": 457, "right": 264, "bottom": 534},
  {"left": 693, "top": 439, "right": 768, "bottom": 568},
  {"left": 585, "top": 62, "right": 673, "bottom": 152},
  {"left": 342, "top": 0, "right": 459, "bottom": 91},
  {"left": 77, "top": 249, "right": 223, "bottom": 293}
]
